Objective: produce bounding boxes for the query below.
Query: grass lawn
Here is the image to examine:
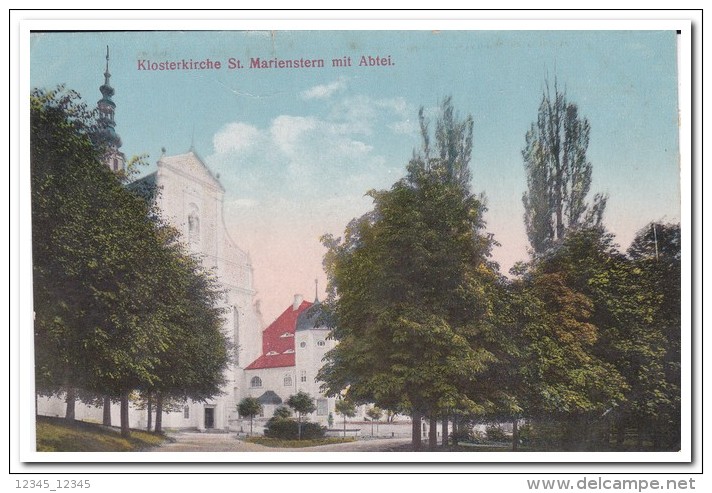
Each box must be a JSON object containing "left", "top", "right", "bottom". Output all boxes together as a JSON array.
[
  {"left": 244, "top": 436, "right": 357, "bottom": 448},
  {"left": 36, "top": 415, "right": 168, "bottom": 452}
]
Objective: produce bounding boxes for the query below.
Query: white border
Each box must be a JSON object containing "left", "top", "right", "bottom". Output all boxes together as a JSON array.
[{"left": 11, "top": 11, "right": 699, "bottom": 475}]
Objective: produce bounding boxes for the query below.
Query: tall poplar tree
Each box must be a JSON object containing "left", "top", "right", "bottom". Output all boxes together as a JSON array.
[{"left": 522, "top": 79, "right": 607, "bottom": 255}]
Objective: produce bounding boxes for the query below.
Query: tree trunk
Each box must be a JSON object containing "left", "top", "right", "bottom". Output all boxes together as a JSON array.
[
  {"left": 154, "top": 393, "right": 163, "bottom": 434},
  {"left": 428, "top": 416, "right": 437, "bottom": 451},
  {"left": 452, "top": 416, "right": 459, "bottom": 446},
  {"left": 120, "top": 391, "right": 130, "bottom": 438},
  {"left": 102, "top": 396, "right": 111, "bottom": 426},
  {"left": 65, "top": 387, "right": 76, "bottom": 422},
  {"left": 441, "top": 416, "right": 448, "bottom": 448},
  {"left": 146, "top": 393, "right": 153, "bottom": 432},
  {"left": 616, "top": 420, "right": 626, "bottom": 449},
  {"left": 512, "top": 419, "right": 519, "bottom": 451},
  {"left": 343, "top": 416, "right": 347, "bottom": 437},
  {"left": 411, "top": 410, "right": 422, "bottom": 451}
]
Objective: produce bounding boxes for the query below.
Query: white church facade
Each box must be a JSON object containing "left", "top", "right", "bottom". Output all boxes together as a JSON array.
[{"left": 36, "top": 49, "right": 339, "bottom": 432}]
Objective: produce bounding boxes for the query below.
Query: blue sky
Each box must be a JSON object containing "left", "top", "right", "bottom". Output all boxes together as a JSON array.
[{"left": 30, "top": 30, "right": 681, "bottom": 321}]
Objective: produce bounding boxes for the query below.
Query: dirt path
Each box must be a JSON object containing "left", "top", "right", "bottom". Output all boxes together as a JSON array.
[{"left": 154, "top": 431, "right": 413, "bottom": 452}]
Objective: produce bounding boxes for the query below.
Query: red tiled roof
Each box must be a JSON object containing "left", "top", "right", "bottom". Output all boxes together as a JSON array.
[{"left": 245, "top": 300, "right": 312, "bottom": 370}]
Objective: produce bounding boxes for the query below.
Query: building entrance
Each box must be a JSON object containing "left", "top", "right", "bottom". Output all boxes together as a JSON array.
[{"left": 204, "top": 407, "right": 215, "bottom": 429}]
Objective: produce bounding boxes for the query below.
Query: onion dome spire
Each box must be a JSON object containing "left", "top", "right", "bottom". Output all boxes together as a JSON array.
[{"left": 95, "top": 46, "right": 125, "bottom": 172}]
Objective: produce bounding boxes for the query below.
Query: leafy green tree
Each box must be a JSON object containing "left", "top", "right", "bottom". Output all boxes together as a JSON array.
[
  {"left": 627, "top": 222, "right": 681, "bottom": 450},
  {"left": 32, "top": 87, "right": 172, "bottom": 436},
  {"left": 31, "top": 87, "right": 229, "bottom": 439},
  {"left": 365, "top": 406, "right": 383, "bottom": 436},
  {"left": 286, "top": 391, "right": 316, "bottom": 440},
  {"left": 522, "top": 79, "right": 607, "bottom": 254},
  {"left": 525, "top": 227, "right": 674, "bottom": 450},
  {"left": 138, "top": 235, "right": 229, "bottom": 434},
  {"left": 238, "top": 397, "right": 263, "bottom": 435},
  {"left": 335, "top": 398, "right": 357, "bottom": 437},
  {"left": 318, "top": 98, "right": 501, "bottom": 450}
]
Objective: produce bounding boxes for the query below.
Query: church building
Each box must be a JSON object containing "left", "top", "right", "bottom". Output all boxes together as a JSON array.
[{"left": 36, "top": 48, "right": 339, "bottom": 432}]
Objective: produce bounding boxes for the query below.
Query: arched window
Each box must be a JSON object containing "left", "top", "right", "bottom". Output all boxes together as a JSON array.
[
  {"left": 284, "top": 374, "right": 293, "bottom": 387},
  {"left": 317, "top": 340, "right": 326, "bottom": 347},
  {"left": 250, "top": 376, "right": 262, "bottom": 388}
]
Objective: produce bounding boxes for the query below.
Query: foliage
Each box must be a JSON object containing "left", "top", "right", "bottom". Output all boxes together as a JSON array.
[
  {"left": 485, "top": 425, "right": 508, "bottom": 442},
  {"left": 286, "top": 391, "right": 316, "bottom": 417},
  {"left": 449, "top": 426, "right": 477, "bottom": 444},
  {"left": 238, "top": 397, "right": 263, "bottom": 419},
  {"left": 512, "top": 226, "right": 679, "bottom": 450},
  {"left": 31, "top": 87, "right": 172, "bottom": 430},
  {"left": 286, "top": 391, "right": 317, "bottom": 439},
  {"left": 335, "top": 398, "right": 357, "bottom": 419},
  {"left": 263, "top": 417, "right": 325, "bottom": 440},
  {"left": 626, "top": 222, "right": 681, "bottom": 450},
  {"left": 31, "top": 86, "right": 229, "bottom": 437},
  {"left": 365, "top": 406, "right": 383, "bottom": 422},
  {"left": 521, "top": 79, "right": 607, "bottom": 255},
  {"left": 272, "top": 406, "right": 293, "bottom": 419},
  {"left": 245, "top": 436, "right": 354, "bottom": 448},
  {"left": 238, "top": 397, "right": 263, "bottom": 435},
  {"left": 318, "top": 98, "right": 502, "bottom": 450}
]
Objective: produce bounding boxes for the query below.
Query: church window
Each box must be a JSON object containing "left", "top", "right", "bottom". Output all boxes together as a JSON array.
[
  {"left": 250, "top": 376, "right": 262, "bottom": 388},
  {"left": 284, "top": 374, "right": 293, "bottom": 387},
  {"left": 299, "top": 341, "right": 306, "bottom": 348},
  {"left": 300, "top": 370, "right": 307, "bottom": 383},
  {"left": 317, "top": 340, "right": 326, "bottom": 347},
  {"left": 317, "top": 399, "right": 328, "bottom": 416}
]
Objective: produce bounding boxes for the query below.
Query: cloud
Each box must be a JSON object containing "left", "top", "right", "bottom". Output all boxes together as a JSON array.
[
  {"left": 300, "top": 78, "right": 346, "bottom": 100},
  {"left": 270, "top": 115, "right": 318, "bottom": 155},
  {"left": 213, "top": 122, "right": 262, "bottom": 153}
]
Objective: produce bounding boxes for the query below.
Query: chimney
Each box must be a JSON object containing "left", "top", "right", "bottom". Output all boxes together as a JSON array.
[{"left": 293, "top": 294, "right": 303, "bottom": 311}]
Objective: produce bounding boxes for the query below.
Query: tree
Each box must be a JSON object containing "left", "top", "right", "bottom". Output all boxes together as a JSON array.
[
  {"left": 365, "top": 406, "right": 383, "bottom": 436},
  {"left": 31, "top": 87, "right": 172, "bottom": 436},
  {"left": 137, "top": 234, "right": 229, "bottom": 434},
  {"left": 238, "top": 397, "right": 263, "bottom": 436},
  {"left": 31, "top": 87, "right": 229, "bottom": 439},
  {"left": 522, "top": 227, "right": 675, "bottom": 450},
  {"left": 522, "top": 79, "right": 607, "bottom": 255},
  {"left": 335, "top": 398, "right": 357, "bottom": 437},
  {"left": 627, "top": 222, "right": 681, "bottom": 450},
  {"left": 286, "top": 391, "right": 316, "bottom": 440},
  {"left": 318, "top": 98, "right": 501, "bottom": 450}
]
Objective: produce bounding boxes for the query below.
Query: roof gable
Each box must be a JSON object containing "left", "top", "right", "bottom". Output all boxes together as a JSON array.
[{"left": 158, "top": 150, "right": 224, "bottom": 192}]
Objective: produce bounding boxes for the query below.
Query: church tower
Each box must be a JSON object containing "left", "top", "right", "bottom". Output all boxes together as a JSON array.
[{"left": 96, "top": 46, "right": 125, "bottom": 172}]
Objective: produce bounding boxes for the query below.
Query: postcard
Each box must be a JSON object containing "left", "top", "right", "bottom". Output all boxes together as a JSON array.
[{"left": 18, "top": 19, "right": 692, "bottom": 470}]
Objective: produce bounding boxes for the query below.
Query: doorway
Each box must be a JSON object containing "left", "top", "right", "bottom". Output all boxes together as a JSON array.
[{"left": 204, "top": 407, "right": 215, "bottom": 429}]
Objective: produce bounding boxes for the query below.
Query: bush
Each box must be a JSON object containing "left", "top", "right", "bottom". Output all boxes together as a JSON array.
[
  {"left": 450, "top": 425, "right": 477, "bottom": 444},
  {"left": 485, "top": 425, "right": 508, "bottom": 442},
  {"left": 263, "top": 417, "right": 325, "bottom": 440}
]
